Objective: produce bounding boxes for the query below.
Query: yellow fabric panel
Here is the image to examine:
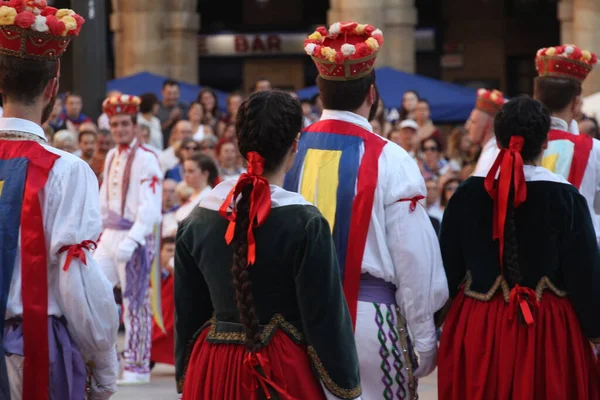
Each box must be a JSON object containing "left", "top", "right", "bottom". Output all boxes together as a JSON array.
[
  {"left": 300, "top": 149, "right": 342, "bottom": 232},
  {"left": 542, "top": 153, "right": 559, "bottom": 173},
  {"left": 0, "top": 180, "right": 4, "bottom": 198}
]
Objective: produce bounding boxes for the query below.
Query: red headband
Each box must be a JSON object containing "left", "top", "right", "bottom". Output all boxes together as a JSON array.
[
  {"left": 484, "top": 136, "right": 527, "bottom": 267},
  {"left": 219, "top": 151, "right": 271, "bottom": 266}
]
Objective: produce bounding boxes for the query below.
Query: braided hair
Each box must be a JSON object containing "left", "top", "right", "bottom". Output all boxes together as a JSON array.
[
  {"left": 493, "top": 96, "right": 550, "bottom": 286},
  {"left": 231, "top": 90, "right": 302, "bottom": 351}
]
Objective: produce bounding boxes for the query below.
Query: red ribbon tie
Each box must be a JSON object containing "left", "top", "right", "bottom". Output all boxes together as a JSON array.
[
  {"left": 397, "top": 195, "right": 425, "bottom": 212},
  {"left": 243, "top": 352, "right": 296, "bottom": 400},
  {"left": 58, "top": 240, "right": 97, "bottom": 271},
  {"left": 218, "top": 152, "right": 271, "bottom": 266},
  {"left": 142, "top": 175, "right": 160, "bottom": 194},
  {"left": 509, "top": 285, "right": 538, "bottom": 325},
  {"left": 484, "top": 136, "right": 527, "bottom": 267}
]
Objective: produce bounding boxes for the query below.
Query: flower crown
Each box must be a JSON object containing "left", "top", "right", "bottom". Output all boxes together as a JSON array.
[
  {"left": 476, "top": 88, "right": 505, "bottom": 116},
  {"left": 535, "top": 44, "right": 598, "bottom": 83},
  {"left": 103, "top": 94, "right": 142, "bottom": 117},
  {"left": 304, "top": 22, "right": 384, "bottom": 64},
  {"left": 0, "top": 0, "right": 84, "bottom": 60}
]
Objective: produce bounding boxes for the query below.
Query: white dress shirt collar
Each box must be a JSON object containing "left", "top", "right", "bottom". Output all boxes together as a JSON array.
[
  {"left": 320, "top": 110, "right": 373, "bottom": 132},
  {"left": 0, "top": 117, "right": 47, "bottom": 141},
  {"left": 550, "top": 116, "right": 570, "bottom": 133}
]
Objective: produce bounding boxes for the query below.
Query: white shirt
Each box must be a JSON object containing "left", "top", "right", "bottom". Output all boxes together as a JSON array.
[
  {"left": 0, "top": 117, "right": 118, "bottom": 372},
  {"left": 99, "top": 140, "right": 163, "bottom": 245},
  {"left": 473, "top": 136, "right": 500, "bottom": 176},
  {"left": 97, "top": 112, "right": 110, "bottom": 131},
  {"left": 302, "top": 110, "right": 449, "bottom": 352},
  {"left": 175, "top": 186, "right": 212, "bottom": 223},
  {"left": 138, "top": 114, "right": 164, "bottom": 150},
  {"left": 547, "top": 117, "right": 600, "bottom": 239},
  {"left": 159, "top": 146, "right": 179, "bottom": 175},
  {"left": 192, "top": 125, "right": 205, "bottom": 142}
]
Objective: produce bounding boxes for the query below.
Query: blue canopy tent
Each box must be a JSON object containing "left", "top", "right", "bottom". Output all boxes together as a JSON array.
[
  {"left": 296, "top": 67, "right": 478, "bottom": 123},
  {"left": 107, "top": 72, "right": 229, "bottom": 112}
]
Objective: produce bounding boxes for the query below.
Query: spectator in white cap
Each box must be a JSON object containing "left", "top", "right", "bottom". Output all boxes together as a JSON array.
[{"left": 388, "top": 119, "right": 418, "bottom": 158}]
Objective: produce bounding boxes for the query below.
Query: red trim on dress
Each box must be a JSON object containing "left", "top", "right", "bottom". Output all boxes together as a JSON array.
[
  {"left": 397, "top": 195, "right": 425, "bottom": 212},
  {"left": 0, "top": 140, "right": 59, "bottom": 400},
  {"left": 305, "top": 120, "right": 386, "bottom": 329},
  {"left": 548, "top": 129, "right": 593, "bottom": 189}
]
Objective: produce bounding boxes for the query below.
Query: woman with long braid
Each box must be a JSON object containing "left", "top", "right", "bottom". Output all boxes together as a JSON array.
[
  {"left": 438, "top": 96, "right": 600, "bottom": 399},
  {"left": 174, "top": 90, "right": 362, "bottom": 400}
]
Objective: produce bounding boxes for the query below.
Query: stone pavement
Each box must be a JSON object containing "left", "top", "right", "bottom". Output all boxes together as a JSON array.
[{"left": 112, "top": 364, "right": 439, "bottom": 400}]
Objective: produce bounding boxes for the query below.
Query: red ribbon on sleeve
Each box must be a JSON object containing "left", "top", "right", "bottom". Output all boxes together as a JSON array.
[
  {"left": 483, "top": 136, "right": 527, "bottom": 267},
  {"left": 397, "top": 195, "right": 425, "bottom": 212},
  {"left": 142, "top": 175, "right": 160, "bottom": 194},
  {"left": 218, "top": 152, "right": 271, "bottom": 266},
  {"left": 509, "top": 285, "right": 538, "bottom": 325},
  {"left": 58, "top": 240, "right": 97, "bottom": 271}
]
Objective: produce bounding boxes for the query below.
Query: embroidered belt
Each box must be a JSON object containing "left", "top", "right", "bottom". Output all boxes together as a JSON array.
[
  {"left": 203, "top": 314, "right": 304, "bottom": 346},
  {"left": 462, "top": 271, "right": 567, "bottom": 302}
]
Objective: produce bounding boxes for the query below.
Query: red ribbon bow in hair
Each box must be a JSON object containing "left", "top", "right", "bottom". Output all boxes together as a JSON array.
[
  {"left": 484, "top": 136, "right": 527, "bottom": 266},
  {"left": 218, "top": 152, "right": 271, "bottom": 266},
  {"left": 509, "top": 285, "right": 539, "bottom": 325},
  {"left": 243, "top": 352, "right": 296, "bottom": 400},
  {"left": 142, "top": 175, "right": 160, "bottom": 194},
  {"left": 58, "top": 240, "right": 97, "bottom": 271}
]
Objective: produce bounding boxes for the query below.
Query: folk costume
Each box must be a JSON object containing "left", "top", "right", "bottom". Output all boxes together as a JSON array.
[
  {"left": 537, "top": 45, "right": 600, "bottom": 240},
  {"left": 285, "top": 22, "right": 449, "bottom": 399},
  {"left": 175, "top": 153, "right": 362, "bottom": 399},
  {"left": 472, "top": 89, "right": 505, "bottom": 176},
  {"left": 95, "top": 95, "right": 163, "bottom": 384},
  {"left": 0, "top": 4, "right": 120, "bottom": 400},
  {"left": 438, "top": 139, "right": 600, "bottom": 399}
]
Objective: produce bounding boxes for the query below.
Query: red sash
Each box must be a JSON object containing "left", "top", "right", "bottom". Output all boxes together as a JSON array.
[{"left": 548, "top": 129, "right": 593, "bottom": 189}]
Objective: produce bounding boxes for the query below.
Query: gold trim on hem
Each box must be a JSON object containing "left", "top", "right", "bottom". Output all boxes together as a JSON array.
[
  {"left": 462, "top": 271, "right": 568, "bottom": 302},
  {"left": 307, "top": 346, "right": 362, "bottom": 399}
]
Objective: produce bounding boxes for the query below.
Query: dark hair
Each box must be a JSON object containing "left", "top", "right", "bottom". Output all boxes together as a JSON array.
[
  {"left": 494, "top": 96, "right": 550, "bottom": 286},
  {"left": 66, "top": 92, "right": 82, "bottom": 101},
  {"left": 161, "top": 236, "right": 176, "bottom": 247},
  {"left": 420, "top": 136, "right": 442, "bottom": 152},
  {"left": 162, "top": 79, "right": 179, "bottom": 89},
  {"left": 176, "top": 137, "right": 199, "bottom": 162},
  {"left": 232, "top": 90, "right": 302, "bottom": 351},
  {"left": 316, "top": 70, "right": 375, "bottom": 112},
  {"left": 418, "top": 98, "right": 431, "bottom": 108},
  {"left": 98, "top": 129, "right": 111, "bottom": 137},
  {"left": 534, "top": 76, "right": 582, "bottom": 113},
  {"left": 441, "top": 178, "right": 461, "bottom": 207},
  {"left": 228, "top": 92, "right": 243, "bottom": 105},
  {"left": 197, "top": 88, "right": 219, "bottom": 112},
  {"left": 0, "top": 56, "right": 55, "bottom": 105},
  {"left": 78, "top": 130, "right": 97, "bottom": 143},
  {"left": 139, "top": 93, "right": 159, "bottom": 114},
  {"left": 187, "top": 153, "right": 218, "bottom": 187},
  {"left": 399, "top": 89, "right": 419, "bottom": 120},
  {"left": 581, "top": 116, "right": 600, "bottom": 139}
]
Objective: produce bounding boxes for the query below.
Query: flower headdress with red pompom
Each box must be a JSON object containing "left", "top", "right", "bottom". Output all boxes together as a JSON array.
[
  {"left": 476, "top": 88, "right": 505, "bottom": 116},
  {"left": 535, "top": 44, "right": 598, "bottom": 84},
  {"left": 0, "top": 0, "right": 84, "bottom": 60},
  {"left": 304, "top": 21, "right": 384, "bottom": 81}
]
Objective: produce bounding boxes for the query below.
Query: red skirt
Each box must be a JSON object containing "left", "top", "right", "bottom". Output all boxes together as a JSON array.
[
  {"left": 182, "top": 328, "right": 326, "bottom": 400},
  {"left": 151, "top": 274, "right": 175, "bottom": 365},
  {"left": 438, "top": 290, "right": 600, "bottom": 400}
]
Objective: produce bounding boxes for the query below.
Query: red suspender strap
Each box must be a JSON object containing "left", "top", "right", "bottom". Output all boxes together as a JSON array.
[
  {"left": 0, "top": 141, "right": 59, "bottom": 400},
  {"left": 548, "top": 129, "right": 593, "bottom": 189}
]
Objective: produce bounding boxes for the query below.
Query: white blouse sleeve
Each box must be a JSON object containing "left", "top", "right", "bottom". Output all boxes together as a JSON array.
[
  {"left": 382, "top": 146, "right": 449, "bottom": 353},
  {"left": 46, "top": 158, "right": 119, "bottom": 381},
  {"left": 128, "top": 151, "right": 163, "bottom": 244}
]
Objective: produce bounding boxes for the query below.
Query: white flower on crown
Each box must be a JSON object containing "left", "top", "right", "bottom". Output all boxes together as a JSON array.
[
  {"left": 121, "top": 94, "right": 130, "bottom": 102},
  {"left": 33, "top": 15, "right": 48, "bottom": 32},
  {"left": 341, "top": 43, "right": 356, "bottom": 56},
  {"left": 564, "top": 45, "right": 575, "bottom": 56},
  {"left": 304, "top": 43, "right": 317, "bottom": 56},
  {"left": 536, "top": 48, "right": 544, "bottom": 57},
  {"left": 329, "top": 22, "right": 341, "bottom": 36},
  {"left": 477, "top": 88, "right": 487, "bottom": 96},
  {"left": 372, "top": 29, "right": 383, "bottom": 37}
]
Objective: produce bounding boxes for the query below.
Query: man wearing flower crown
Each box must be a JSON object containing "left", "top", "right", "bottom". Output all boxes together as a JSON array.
[
  {"left": 468, "top": 88, "right": 505, "bottom": 175},
  {"left": 534, "top": 44, "right": 600, "bottom": 241},
  {"left": 285, "top": 21, "right": 449, "bottom": 399},
  {"left": 94, "top": 94, "right": 163, "bottom": 385},
  {"left": 0, "top": 1, "right": 119, "bottom": 400}
]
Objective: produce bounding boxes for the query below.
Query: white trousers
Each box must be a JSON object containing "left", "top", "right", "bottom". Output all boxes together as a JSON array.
[{"left": 95, "top": 229, "right": 151, "bottom": 375}]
